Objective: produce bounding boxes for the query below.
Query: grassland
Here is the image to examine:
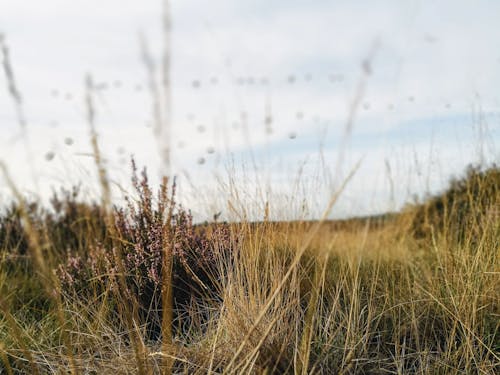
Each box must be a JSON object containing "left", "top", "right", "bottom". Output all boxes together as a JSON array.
[{"left": 0, "top": 163, "right": 498, "bottom": 374}]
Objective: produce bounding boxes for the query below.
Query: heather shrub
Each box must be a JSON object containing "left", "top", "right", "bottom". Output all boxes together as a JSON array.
[
  {"left": 46, "top": 186, "right": 109, "bottom": 255},
  {"left": 0, "top": 186, "right": 107, "bottom": 257},
  {"left": 57, "top": 161, "right": 237, "bottom": 339},
  {"left": 0, "top": 201, "right": 38, "bottom": 255}
]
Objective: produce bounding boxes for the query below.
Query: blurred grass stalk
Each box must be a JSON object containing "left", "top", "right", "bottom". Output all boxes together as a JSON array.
[
  {"left": 0, "top": 33, "right": 39, "bottom": 192},
  {"left": 85, "top": 74, "right": 152, "bottom": 375},
  {"left": 160, "top": 3, "right": 174, "bottom": 373},
  {"left": 1, "top": 33, "right": 79, "bottom": 375},
  {"left": 139, "top": 0, "right": 172, "bottom": 178}
]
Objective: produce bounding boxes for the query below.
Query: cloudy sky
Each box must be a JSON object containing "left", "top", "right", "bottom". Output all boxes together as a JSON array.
[{"left": 1, "top": 0, "right": 499, "bottom": 220}]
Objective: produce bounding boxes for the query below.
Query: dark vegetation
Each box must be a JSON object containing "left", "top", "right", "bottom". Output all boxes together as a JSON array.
[{"left": 409, "top": 164, "right": 499, "bottom": 242}]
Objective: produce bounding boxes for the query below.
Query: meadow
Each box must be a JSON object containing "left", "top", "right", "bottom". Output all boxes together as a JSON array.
[
  {"left": 0, "top": 159, "right": 498, "bottom": 373},
  {"left": 0, "top": 6, "right": 499, "bottom": 372}
]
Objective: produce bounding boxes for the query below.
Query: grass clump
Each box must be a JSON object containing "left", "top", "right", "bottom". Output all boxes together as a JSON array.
[{"left": 409, "top": 164, "right": 499, "bottom": 242}]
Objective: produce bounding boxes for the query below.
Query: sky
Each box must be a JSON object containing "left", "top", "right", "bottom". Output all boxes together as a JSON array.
[{"left": 1, "top": 0, "right": 499, "bottom": 221}]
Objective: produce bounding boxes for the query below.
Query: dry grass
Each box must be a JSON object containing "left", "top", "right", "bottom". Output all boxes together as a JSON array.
[{"left": 0, "top": 165, "right": 498, "bottom": 374}]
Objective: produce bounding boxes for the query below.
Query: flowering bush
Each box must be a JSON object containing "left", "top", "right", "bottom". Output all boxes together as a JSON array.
[{"left": 57, "top": 160, "right": 237, "bottom": 338}]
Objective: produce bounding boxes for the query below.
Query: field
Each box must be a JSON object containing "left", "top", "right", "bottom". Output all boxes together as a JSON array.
[
  {"left": 0, "top": 163, "right": 498, "bottom": 374},
  {"left": 1, "top": 3, "right": 499, "bottom": 372}
]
